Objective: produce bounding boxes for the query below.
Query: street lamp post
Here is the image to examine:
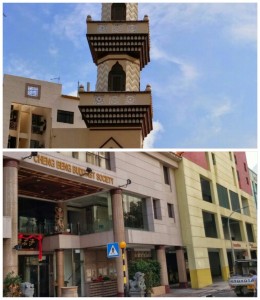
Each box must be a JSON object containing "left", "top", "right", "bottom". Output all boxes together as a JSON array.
[{"left": 227, "top": 205, "right": 250, "bottom": 275}]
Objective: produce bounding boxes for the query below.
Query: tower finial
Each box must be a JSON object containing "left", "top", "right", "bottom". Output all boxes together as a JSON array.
[{"left": 145, "top": 84, "right": 151, "bottom": 92}]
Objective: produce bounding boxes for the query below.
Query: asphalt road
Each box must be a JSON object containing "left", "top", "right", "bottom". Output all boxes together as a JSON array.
[{"left": 209, "top": 289, "right": 237, "bottom": 297}]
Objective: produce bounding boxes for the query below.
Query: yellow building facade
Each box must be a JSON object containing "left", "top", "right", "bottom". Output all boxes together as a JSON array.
[{"left": 175, "top": 152, "right": 257, "bottom": 288}]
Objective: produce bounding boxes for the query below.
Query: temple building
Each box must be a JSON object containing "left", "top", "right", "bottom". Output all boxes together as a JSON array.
[
  {"left": 3, "top": 3, "right": 152, "bottom": 149},
  {"left": 3, "top": 151, "right": 185, "bottom": 297}
]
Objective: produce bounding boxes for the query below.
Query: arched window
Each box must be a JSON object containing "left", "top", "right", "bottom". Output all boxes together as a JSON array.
[
  {"left": 108, "top": 62, "right": 126, "bottom": 91},
  {"left": 111, "top": 3, "right": 126, "bottom": 21}
]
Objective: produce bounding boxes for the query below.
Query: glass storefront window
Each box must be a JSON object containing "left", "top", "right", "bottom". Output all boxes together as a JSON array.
[
  {"left": 18, "top": 198, "right": 55, "bottom": 234},
  {"left": 123, "top": 194, "right": 148, "bottom": 230},
  {"left": 67, "top": 192, "right": 113, "bottom": 235}
]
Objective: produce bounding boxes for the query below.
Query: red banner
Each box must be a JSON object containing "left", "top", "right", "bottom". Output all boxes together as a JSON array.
[{"left": 18, "top": 234, "right": 43, "bottom": 260}]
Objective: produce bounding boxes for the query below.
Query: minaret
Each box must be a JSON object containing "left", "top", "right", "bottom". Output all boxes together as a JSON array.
[{"left": 78, "top": 3, "right": 153, "bottom": 148}]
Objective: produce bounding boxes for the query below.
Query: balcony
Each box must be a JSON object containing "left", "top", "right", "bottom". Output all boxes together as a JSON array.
[
  {"left": 42, "top": 233, "right": 80, "bottom": 251},
  {"left": 87, "top": 20, "right": 150, "bottom": 69},
  {"left": 42, "top": 231, "right": 114, "bottom": 251},
  {"left": 31, "top": 114, "right": 46, "bottom": 135},
  {"left": 78, "top": 91, "right": 153, "bottom": 137}
]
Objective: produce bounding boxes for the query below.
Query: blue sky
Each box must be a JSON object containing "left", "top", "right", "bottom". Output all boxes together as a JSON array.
[{"left": 3, "top": 2, "right": 257, "bottom": 149}]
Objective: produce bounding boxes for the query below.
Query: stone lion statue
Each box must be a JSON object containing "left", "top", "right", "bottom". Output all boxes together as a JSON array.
[
  {"left": 20, "top": 282, "right": 34, "bottom": 297},
  {"left": 129, "top": 272, "right": 146, "bottom": 292}
]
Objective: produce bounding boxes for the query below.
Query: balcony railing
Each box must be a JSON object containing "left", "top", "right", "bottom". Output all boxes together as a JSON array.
[
  {"left": 9, "top": 121, "right": 18, "bottom": 130},
  {"left": 68, "top": 221, "right": 113, "bottom": 235},
  {"left": 18, "top": 221, "right": 113, "bottom": 236},
  {"left": 87, "top": 20, "right": 149, "bottom": 35},
  {"left": 78, "top": 91, "right": 153, "bottom": 136},
  {"left": 87, "top": 20, "right": 150, "bottom": 69},
  {"left": 79, "top": 91, "right": 151, "bottom": 107}
]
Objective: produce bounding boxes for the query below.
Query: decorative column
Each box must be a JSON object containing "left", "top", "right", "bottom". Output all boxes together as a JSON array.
[
  {"left": 3, "top": 159, "right": 19, "bottom": 278},
  {"left": 176, "top": 247, "right": 188, "bottom": 288},
  {"left": 156, "top": 245, "right": 170, "bottom": 293},
  {"left": 111, "top": 188, "right": 127, "bottom": 297},
  {"left": 56, "top": 249, "right": 65, "bottom": 297}
]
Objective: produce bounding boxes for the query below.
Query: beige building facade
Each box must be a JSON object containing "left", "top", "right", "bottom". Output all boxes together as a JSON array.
[
  {"left": 3, "top": 151, "right": 186, "bottom": 297},
  {"left": 3, "top": 74, "right": 86, "bottom": 149},
  {"left": 175, "top": 152, "right": 257, "bottom": 288}
]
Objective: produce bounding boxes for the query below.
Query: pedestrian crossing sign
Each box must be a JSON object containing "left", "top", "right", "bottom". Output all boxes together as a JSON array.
[{"left": 107, "top": 242, "right": 120, "bottom": 258}]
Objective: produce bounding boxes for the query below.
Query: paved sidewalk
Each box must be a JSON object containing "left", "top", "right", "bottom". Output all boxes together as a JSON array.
[{"left": 161, "top": 280, "right": 232, "bottom": 297}]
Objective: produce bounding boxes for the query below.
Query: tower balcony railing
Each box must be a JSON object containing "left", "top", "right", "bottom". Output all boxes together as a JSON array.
[
  {"left": 87, "top": 18, "right": 150, "bottom": 69},
  {"left": 78, "top": 90, "right": 153, "bottom": 137},
  {"left": 87, "top": 19, "right": 149, "bottom": 35},
  {"left": 79, "top": 90, "right": 152, "bottom": 107}
]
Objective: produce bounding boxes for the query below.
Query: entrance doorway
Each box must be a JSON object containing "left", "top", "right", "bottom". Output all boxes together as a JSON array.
[
  {"left": 166, "top": 252, "right": 179, "bottom": 284},
  {"left": 18, "top": 255, "right": 54, "bottom": 297},
  {"left": 208, "top": 250, "right": 221, "bottom": 279},
  {"left": 166, "top": 248, "right": 190, "bottom": 286}
]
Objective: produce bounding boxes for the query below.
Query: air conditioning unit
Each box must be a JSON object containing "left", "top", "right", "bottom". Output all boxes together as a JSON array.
[{"left": 40, "top": 116, "right": 45, "bottom": 124}]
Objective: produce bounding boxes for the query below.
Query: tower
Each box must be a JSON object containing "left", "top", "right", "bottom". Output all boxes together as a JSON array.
[{"left": 78, "top": 3, "right": 153, "bottom": 148}]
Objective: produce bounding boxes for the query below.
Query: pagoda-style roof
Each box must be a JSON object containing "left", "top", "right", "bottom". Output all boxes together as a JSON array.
[{"left": 87, "top": 20, "right": 150, "bottom": 70}]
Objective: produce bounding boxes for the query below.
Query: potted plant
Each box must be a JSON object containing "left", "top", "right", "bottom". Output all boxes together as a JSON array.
[
  {"left": 3, "top": 271, "right": 22, "bottom": 297},
  {"left": 144, "top": 270, "right": 154, "bottom": 297},
  {"left": 128, "top": 259, "right": 161, "bottom": 297}
]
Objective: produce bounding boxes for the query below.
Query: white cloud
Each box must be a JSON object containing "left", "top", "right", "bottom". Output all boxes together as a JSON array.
[
  {"left": 151, "top": 45, "right": 199, "bottom": 82},
  {"left": 143, "top": 120, "right": 164, "bottom": 148},
  {"left": 45, "top": 4, "right": 101, "bottom": 47},
  {"left": 4, "top": 56, "right": 39, "bottom": 79},
  {"left": 68, "top": 90, "right": 78, "bottom": 97},
  {"left": 48, "top": 45, "right": 59, "bottom": 56},
  {"left": 150, "top": 45, "right": 199, "bottom": 97},
  {"left": 175, "top": 95, "right": 235, "bottom": 147},
  {"left": 211, "top": 99, "right": 232, "bottom": 119},
  {"left": 203, "top": 96, "right": 233, "bottom": 136},
  {"left": 141, "top": 3, "right": 257, "bottom": 44},
  {"left": 228, "top": 24, "right": 256, "bottom": 44},
  {"left": 4, "top": 55, "right": 63, "bottom": 84},
  {"left": 246, "top": 152, "right": 258, "bottom": 171}
]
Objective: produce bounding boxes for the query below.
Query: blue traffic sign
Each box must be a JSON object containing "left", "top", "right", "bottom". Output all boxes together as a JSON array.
[{"left": 107, "top": 242, "right": 120, "bottom": 258}]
